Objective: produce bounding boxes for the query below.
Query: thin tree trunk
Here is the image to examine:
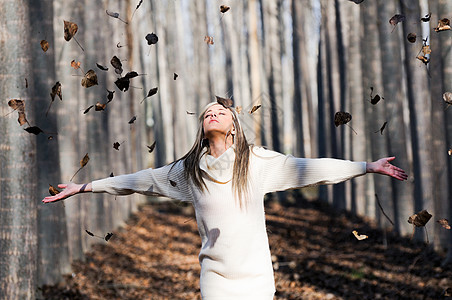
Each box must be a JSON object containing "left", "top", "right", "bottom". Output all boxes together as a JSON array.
[
  {"left": 0, "top": 1, "right": 37, "bottom": 298},
  {"left": 29, "top": 0, "right": 70, "bottom": 285}
]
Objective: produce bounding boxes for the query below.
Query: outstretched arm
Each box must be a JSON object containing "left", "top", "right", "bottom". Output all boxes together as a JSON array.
[
  {"left": 42, "top": 182, "right": 92, "bottom": 203},
  {"left": 366, "top": 157, "right": 408, "bottom": 181}
]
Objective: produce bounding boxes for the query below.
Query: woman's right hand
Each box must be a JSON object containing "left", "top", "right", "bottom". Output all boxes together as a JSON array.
[{"left": 42, "top": 182, "right": 91, "bottom": 203}]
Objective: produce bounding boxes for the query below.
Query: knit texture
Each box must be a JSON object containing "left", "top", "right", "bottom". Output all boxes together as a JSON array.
[{"left": 91, "top": 146, "right": 366, "bottom": 299}]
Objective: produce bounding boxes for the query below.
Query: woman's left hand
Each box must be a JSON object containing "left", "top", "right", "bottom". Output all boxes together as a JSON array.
[{"left": 366, "top": 157, "right": 408, "bottom": 181}]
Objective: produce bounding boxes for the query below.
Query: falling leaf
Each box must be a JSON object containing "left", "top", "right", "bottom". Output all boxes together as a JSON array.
[
  {"left": 131, "top": 0, "right": 144, "bottom": 20},
  {"left": 25, "top": 78, "right": 28, "bottom": 88},
  {"left": 334, "top": 111, "right": 352, "bottom": 127},
  {"left": 106, "top": 89, "right": 115, "bottom": 103},
  {"left": 147, "top": 141, "right": 156, "bottom": 153},
  {"left": 371, "top": 95, "right": 383, "bottom": 105},
  {"left": 111, "top": 56, "right": 123, "bottom": 74},
  {"left": 116, "top": 42, "right": 126, "bottom": 48},
  {"left": 128, "top": 116, "right": 137, "bottom": 124},
  {"left": 50, "top": 82, "right": 62, "bottom": 102},
  {"left": 81, "top": 69, "right": 98, "bottom": 88},
  {"left": 140, "top": 87, "right": 158, "bottom": 103},
  {"left": 220, "top": 5, "right": 230, "bottom": 13},
  {"left": 204, "top": 36, "right": 214, "bottom": 45},
  {"left": 416, "top": 55, "right": 429, "bottom": 65},
  {"left": 173, "top": 73, "right": 178, "bottom": 80},
  {"left": 145, "top": 33, "right": 158, "bottom": 45},
  {"left": 83, "top": 105, "right": 94, "bottom": 114},
  {"left": 115, "top": 77, "right": 130, "bottom": 92},
  {"left": 40, "top": 40, "right": 49, "bottom": 52},
  {"left": 125, "top": 71, "right": 139, "bottom": 79},
  {"left": 70, "top": 153, "right": 89, "bottom": 181},
  {"left": 186, "top": 111, "right": 195, "bottom": 115},
  {"left": 443, "top": 92, "right": 452, "bottom": 105},
  {"left": 95, "top": 102, "right": 107, "bottom": 111},
  {"left": 113, "top": 142, "right": 120, "bottom": 150},
  {"left": 24, "top": 126, "right": 44, "bottom": 135},
  {"left": 407, "top": 33, "right": 416, "bottom": 43},
  {"left": 70, "top": 60, "right": 81, "bottom": 70},
  {"left": 105, "top": 233, "right": 114, "bottom": 242},
  {"left": 106, "top": 10, "right": 128, "bottom": 24},
  {"left": 448, "top": 148, "right": 452, "bottom": 156},
  {"left": 249, "top": 105, "right": 261, "bottom": 114},
  {"left": 109, "top": 172, "right": 114, "bottom": 177},
  {"left": 96, "top": 63, "right": 108, "bottom": 71},
  {"left": 437, "top": 219, "right": 451, "bottom": 230},
  {"left": 63, "top": 20, "right": 78, "bottom": 41},
  {"left": 236, "top": 106, "right": 242, "bottom": 114},
  {"left": 169, "top": 180, "right": 177, "bottom": 187},
  {"left": 389, "top": 14, "right": 405, "bottom": 26},
  {"left": 85, "top": 229, "right": 94, "bottom": 237},
  {"left": 420, "top": 13, "right": 431, "bottom": 22},
  {"left": 49, "top": 184, "right": 60, "bottom": 196},
  {"left": 8, "top": 99, "right": 28, "bottom": 126},
  {"left": 434, "top": 18, "right": 451, "bottom": 32},
  {"left": 408, "top": 210, "right": 432, "bottom": 227},
  {"left": 352, "top": 230, "right": 368, "bottom": 241},
  {"left": 216, "top": 95, "right": 233, "bottom": 108},
  {"left": 375, "top": 121, "right": 388, "bottom": 135},
  {"left": 422, "top": 45, "right": 431, "bottom": 56},
  {"left": 348, "top": 0, "right": 365, "bottom": 3}
]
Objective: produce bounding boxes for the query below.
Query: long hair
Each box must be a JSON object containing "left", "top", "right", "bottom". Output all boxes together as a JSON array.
[{"left": 177, "top": 102, "right": 251, "bottom": 207}]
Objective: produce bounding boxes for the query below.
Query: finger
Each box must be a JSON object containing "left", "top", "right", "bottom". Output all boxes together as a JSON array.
[
  {"left": 58, "top": 184, "right": 68, "bottom": 189},
  {"left": 386, "top": 156, "right": 396, "bottom": 162}
]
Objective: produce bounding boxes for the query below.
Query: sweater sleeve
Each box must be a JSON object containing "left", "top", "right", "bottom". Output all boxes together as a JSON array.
[
  {"left": 251, "top": 147, "right": 366, "bottom": 194},
  {"left": 91, "top": 160, "right": 192, "bottom": 202}
]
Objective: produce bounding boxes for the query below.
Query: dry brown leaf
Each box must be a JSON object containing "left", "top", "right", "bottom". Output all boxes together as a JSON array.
[
  {"left": 63, "top": 20, "right": 78, "bottom": 41},
  {"left": 443, "top": 92, "right": 452, "bottom": 105},
  {"left": 408, "top": 210, "right": 432, "bottom": 227},
  {"left": 204, "top": 36, "right": 214, "bottom": 45},
  {"left": 249, "top": 105, "right": 261, "bottom": 114},
  {"left": 71, "top": 60, "right": 81, "bottom": 70},
  {"left": 352, "top": 230, "right": 368, "bottom": 241},
  {"left": 434, "top": 18, "right": 451, "bottom": 32},
  {"left": 40, "top": 40, "right": 49, "bottom": 52},
  {"left": 437, "top": 219, "right": 451, "bottom": 230},
  {"left": 70, "top": 153, "right": 90, "bottom": 181},
  {"left": 8, "top": 99, "right": 28, "bottom": 126},
  {"left": 216, "top": 95, "right": 233, "bottom": 108},
  {"left": 220, "top": 5, "right": 230, "bottom": 13},
  {"left": 81, "top": 70, "right": 98, "bottom": 88},
  {"left": 49, "top": 184, "right": 60, "bottom": 196}
]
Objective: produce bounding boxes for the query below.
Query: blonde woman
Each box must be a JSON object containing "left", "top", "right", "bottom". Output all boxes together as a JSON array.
[{"left": 43, "top": 101, "right": 407, "bottom": 299}]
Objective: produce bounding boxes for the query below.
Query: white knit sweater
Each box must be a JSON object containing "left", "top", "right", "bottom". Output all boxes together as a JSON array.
[{"left": 91, "top": 146, "right": 366, "bottom": 299}]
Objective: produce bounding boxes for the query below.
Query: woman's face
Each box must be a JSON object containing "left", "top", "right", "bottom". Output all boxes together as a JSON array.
[{"left": 202, "top": 104, "right": 235, "bottom": 138}]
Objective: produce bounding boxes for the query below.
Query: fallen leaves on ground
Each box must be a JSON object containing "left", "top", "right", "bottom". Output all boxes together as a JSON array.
[{"left": 40, "top": 198, "right": 452, "bottom": 300}]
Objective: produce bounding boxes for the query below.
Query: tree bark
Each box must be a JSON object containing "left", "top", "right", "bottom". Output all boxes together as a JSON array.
[{"left": 0, "top": 1, "right": 37, "bottom": 298}]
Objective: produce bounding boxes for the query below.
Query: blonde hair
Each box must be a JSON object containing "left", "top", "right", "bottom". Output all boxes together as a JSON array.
[{"left": 177, "top": 101, "right": 251, "bottom": 207}]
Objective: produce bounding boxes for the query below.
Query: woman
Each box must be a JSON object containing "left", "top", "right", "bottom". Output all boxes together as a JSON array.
[{"left": 43, "top": 101, "right": 407, "bottom": 299}]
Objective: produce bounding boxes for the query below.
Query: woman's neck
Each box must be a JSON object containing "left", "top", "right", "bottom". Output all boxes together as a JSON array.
[{"left": 207, "top": 135, "right": 234, "bottom": 158}]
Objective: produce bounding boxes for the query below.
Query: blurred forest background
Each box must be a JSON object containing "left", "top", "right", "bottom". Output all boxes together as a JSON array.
[{"left": 0, "top": 0, "right": 451, "bottom": 298}]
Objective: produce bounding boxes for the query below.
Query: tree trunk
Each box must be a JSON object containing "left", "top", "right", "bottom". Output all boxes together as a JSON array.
[
  {"left": 0, "top": 1, "right": 37, "bottom": 298},
  {"left": 29, "top": 0, "right": 71, "bottom": 285},
  {"left": 400, "top": 0, "right": 434, "bottom": 242}
]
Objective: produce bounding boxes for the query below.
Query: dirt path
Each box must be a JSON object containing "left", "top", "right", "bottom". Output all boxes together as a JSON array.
[{"left": 40, "top": 197, "right": 451, "bottom": 299}]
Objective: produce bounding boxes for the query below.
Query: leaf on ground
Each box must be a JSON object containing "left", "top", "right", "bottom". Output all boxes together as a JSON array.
[
  {"left": 434, "top": 18, "right": 451, "bottom": 32},
  {"left": 437, "top": 219, "right": 451, "bottom": 230},
  {"left": 48, "top": 184, "right": 60, "bottom": 196},
  {"left": 408, "top": 210, "right": 432, "bottom": 227},
  {"left": 141, "top": 87, "right": 158, "bottom": 103},
  {"left": 216, "top": 95, "right": 233, "bottom": 108},
  {"left": 145, "top": 33, "right": 158, "bottom": 45},
  {"left": 81, "top": 70, "right": 98, "bottom": 88},
  {"left": 147, "top": 141, "right": 156, "bottom": 153},
  {"left": 41, "top": 40, "right": 49, "bottom": 52},
  {"left": 352, "top": 230, "right": 368, "bottom": 240}
]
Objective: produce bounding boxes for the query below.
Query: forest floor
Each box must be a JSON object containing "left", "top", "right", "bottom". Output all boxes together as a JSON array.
[{"left": 40, "top": 194, "right": 452, "bottom": 300}]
